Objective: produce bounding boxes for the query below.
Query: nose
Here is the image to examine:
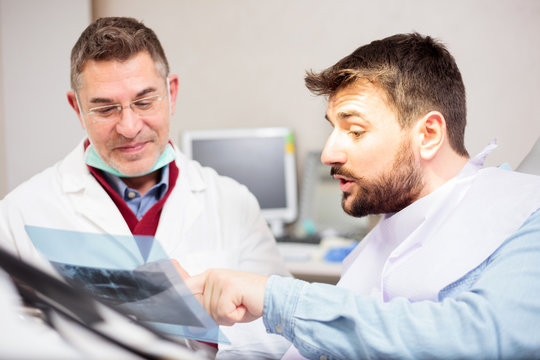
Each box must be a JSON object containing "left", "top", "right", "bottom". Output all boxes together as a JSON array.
[
  {"left": 115, "top": 107, "right": 143, "bottom": 139},
  {"left": 321, "top": 131, "right": 347, "bottom": 166}
]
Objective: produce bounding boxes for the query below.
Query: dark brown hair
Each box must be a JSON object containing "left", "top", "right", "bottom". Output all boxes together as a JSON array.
[
  {"left": 305, "top": 33, "right": 468, "bottom": 156},
  {"left": 70, "top": 17, "right": 169, "bottom": 91}
]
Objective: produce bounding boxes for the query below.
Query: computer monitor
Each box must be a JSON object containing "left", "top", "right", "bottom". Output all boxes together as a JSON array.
[{"left": 181, "top": 127, "right": 298, "bottom": 237}]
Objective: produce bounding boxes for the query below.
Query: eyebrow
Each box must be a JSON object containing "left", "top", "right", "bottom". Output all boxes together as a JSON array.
[
  {"left": 89, "top": 87, "right": 158, "bottom": 105},
  {"left": 325, "top": 110, "right": 368, "bottom": 123}
]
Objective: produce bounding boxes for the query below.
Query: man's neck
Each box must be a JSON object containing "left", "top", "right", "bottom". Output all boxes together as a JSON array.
[
  {"left": 419, "top": 150, "right": 470, "bottom": 199},
  {"left": 121, "top": 171, "right": 161, "bottom": 197}
]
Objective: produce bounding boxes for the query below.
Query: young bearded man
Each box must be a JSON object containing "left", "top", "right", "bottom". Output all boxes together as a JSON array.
[{"left": 186, "top": 33, "right": 540, "bottom": 360}]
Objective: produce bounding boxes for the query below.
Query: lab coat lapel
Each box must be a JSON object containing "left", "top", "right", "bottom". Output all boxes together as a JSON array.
[
  {"left": 77, "top": 179, "right": 131, "bottom": 234},
  {"left": 59, "top": 141, "right": 132, "bottom": 235},
  {"left": 154, "top": 152, "right": 204, "bottom": 252}
]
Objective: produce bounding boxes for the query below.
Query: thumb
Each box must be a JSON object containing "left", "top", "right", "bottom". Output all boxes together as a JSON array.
[{"left": 185, "top": 271, "right": 207, "bottom": 297}]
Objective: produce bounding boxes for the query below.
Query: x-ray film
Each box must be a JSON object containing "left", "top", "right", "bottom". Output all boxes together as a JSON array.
[{"left": 25, "top": 225, "right": 229, "bottom": 345}]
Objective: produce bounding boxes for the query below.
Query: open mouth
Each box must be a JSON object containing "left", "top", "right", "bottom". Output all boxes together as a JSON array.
[{"left": 333, "top": 175, "right": 356, "bottom": 192}]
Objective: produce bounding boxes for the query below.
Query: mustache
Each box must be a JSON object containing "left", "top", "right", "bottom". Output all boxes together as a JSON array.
[
  {"left": 108, "top": 133, "right": 156, "bottom": 148},
  {"left": 330, "top": 165, "right": 359, "bottom": 180}
]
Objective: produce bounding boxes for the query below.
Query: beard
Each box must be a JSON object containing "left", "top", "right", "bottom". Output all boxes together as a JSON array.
[{"left": 331, "top": 139, "right": 424, "bottom": 217}]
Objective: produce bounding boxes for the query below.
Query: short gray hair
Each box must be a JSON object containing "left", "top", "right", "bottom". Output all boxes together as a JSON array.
[{"left": 70, "top": 17, "right": 169, "bottom": 91}]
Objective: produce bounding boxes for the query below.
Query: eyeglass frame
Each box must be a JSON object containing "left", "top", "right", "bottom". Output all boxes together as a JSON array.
[
  {"left": 86, "top": 94, "right": 165, "bottom": 121},
  {"left": 75, "top": 79, "right": 172, "bottom": 124}
]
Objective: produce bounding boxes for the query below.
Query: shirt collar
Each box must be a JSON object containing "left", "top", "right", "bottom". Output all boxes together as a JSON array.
[{"left": 103, "top": 164, "right": 170, "bottom": 201}]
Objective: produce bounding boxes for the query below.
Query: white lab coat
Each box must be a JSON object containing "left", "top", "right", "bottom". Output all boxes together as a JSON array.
[{"left": 0, "top": 139, "right": 291, "bottom": 359}]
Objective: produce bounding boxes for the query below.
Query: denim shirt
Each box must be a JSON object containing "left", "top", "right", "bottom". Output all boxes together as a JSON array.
[{"left": 263, "top": 208, "right": 540, "bottom": 360}]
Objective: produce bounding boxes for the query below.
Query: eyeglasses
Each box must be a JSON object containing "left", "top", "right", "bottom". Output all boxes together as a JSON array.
[{"left": 86, "top": 94, "right": 165, "bottom": 123}]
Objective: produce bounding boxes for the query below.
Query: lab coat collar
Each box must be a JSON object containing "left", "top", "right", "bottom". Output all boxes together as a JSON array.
[
  {"left": 173, "top": 147, "right": 207, "bottom": 193},
  {"left": 58, "top": 139, "right": 207, "bottom": 237},
  {"left": 59, "top": 139, "right": 94, "bottom": 193},
  {"left": 153, "top": 148, "right": 207, "bottom": 253}
]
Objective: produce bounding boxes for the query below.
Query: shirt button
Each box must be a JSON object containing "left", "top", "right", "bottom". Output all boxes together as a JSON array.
[
  {"left": 320, "top": 356, "right": 328, "bottom": 360},
  {"left": 275, "top": 324, "right": 283, "bottom": 333},
  {"left": 127, "top": 191, "right": 137, "bottom": 199}
]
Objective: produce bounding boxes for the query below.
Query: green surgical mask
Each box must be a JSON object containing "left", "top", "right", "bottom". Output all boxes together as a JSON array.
[{"left": 85, "top": 143, "right": 176, "bottom": 178}]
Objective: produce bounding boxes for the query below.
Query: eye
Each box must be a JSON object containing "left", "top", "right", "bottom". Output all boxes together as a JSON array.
[
  {"left": 93, "top": 105, "right": 118, "bottom": 116},
  {"left": 348, "top": 130, "right": 365, "bottom": 138},
  {"left": 133, "top": 99, "right": 153, "bottom": 109},
  {"left": 132, "top": 95, "right": 160, "bottom": 111}
]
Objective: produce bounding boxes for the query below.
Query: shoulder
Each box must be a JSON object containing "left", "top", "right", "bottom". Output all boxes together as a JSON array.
[
  {"left": 2, "top": 142, "right": 86, "bottom": 206},
  {"left": 174, "top": 148, "right": 254, "bottom": 197},
  {"left": 502, "top": 207, "right": 540, "bottom": 249},
  {"left": 3, "top": 164, "right": 59, "bottom": 205},
  {"left": 440, "top": 208, "right": 540, "bottom": 299},
  {"left": 477, "top": 169, "right": 540, "bottom": 260},
  {"left": 479, "top": 208, "right": 540, "bottom": 274},
  {"left": 474, "top": 167, "right": 540, "bottom": 216},
  {"left": 171, "top": 150, "right": 262, "bottom": 218},
  {"left": 479, "top": 166, "right": 540, "bottom": 190}
]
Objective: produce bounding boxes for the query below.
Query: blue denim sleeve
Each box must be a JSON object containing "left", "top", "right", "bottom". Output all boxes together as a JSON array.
[{"left": 262, "top": 209, "right": 540, "bottom": 360}]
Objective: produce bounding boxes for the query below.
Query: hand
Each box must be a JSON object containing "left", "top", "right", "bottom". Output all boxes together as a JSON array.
[{"left": 186, "top": 269, "right": 269, "bottom": 326}]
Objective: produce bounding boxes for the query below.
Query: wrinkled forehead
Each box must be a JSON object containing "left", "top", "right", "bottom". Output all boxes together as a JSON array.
[{"left": 75, "top": 51, "right": 166, "bottom": 91}]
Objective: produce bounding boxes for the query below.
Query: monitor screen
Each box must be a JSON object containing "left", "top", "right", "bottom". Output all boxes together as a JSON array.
[{"left": 181, "top": 127, "right": 298, "bottom": 236}]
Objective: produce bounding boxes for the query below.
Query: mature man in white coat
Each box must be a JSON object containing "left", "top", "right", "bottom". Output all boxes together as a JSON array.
[{"left": 0, "top": 17, "right": 289, "bottom": 359}]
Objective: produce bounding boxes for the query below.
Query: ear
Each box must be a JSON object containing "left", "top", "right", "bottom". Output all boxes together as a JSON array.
[
  {"left": 414, "top": 111, "right": 446, "bottom": 161},
  {"left": 66, "top": 91, "right": 86, "bottom": 130},
  {"left": 167, "top": 75, "right": 179, "bottom": 115}
]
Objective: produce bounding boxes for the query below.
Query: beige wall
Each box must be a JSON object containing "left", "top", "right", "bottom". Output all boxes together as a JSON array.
[
  {"left": 1, "top": 0, "right": 540, "bottom": 196},
  {"left": 93, "top": 0, "right": 540, "bottom": 180},
  {"left": 0, "top": 0, "right": 90, "bottom": 194}
]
